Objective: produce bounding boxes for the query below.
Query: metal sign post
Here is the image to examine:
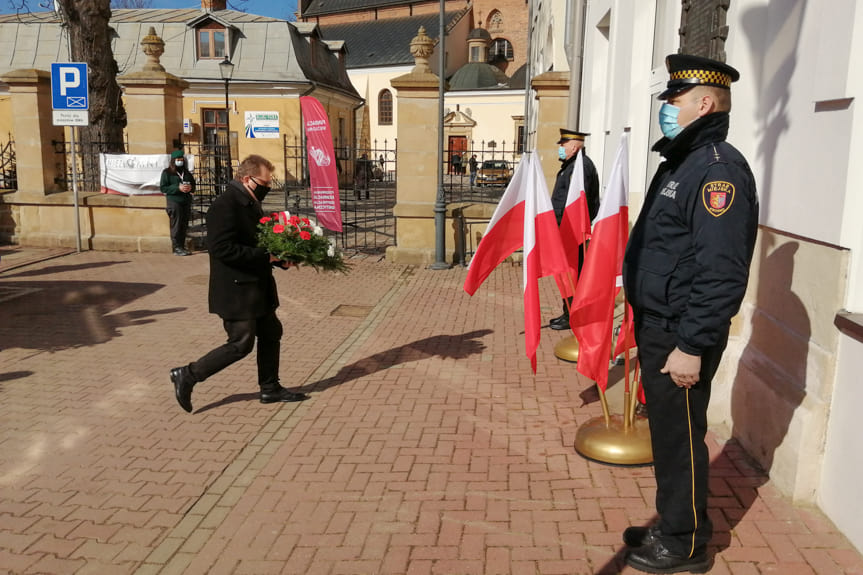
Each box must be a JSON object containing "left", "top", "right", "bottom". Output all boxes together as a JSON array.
[{"left": 51, "top": 63, "right": 89, "bottom": 253}]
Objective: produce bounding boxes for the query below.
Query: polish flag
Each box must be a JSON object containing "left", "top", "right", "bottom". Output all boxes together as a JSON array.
[
  {"left": 555, "top": 150, "right": 591, "bottom": 298},
  {"left": 464, "top": 153, "right": 570, "bottom": 371},
  {"left": 570, "top": 133, "right": 630, "bottom": 391}
]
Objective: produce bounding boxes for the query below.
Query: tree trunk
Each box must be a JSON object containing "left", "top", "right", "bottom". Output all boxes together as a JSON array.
[{"left": 59, "top": 0, "right": 127, "bottom": 187}]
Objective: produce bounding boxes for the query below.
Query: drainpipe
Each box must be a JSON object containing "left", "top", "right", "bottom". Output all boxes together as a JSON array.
[{"left": 565, "top": 0, "right": 587, "bottom": 129}]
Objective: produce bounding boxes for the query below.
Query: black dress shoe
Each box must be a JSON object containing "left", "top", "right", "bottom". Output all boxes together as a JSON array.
[
  {"left": 173, "top": 247, "right": 191, "bottom": 256},
  {"left": 549, "top": 315, "right": 570, "bottom": 330},
  {"left": 260, "top": 386, "right": 310, "bottom": 404},
  {"left": 170, "top": 366, "right": 195, "bottom": 413},
  {"left": 625, "top": 539, "right": 711, "bottom": 574},
  {"left": 623, "top": 525, "right": 661, "bottom": 547}
]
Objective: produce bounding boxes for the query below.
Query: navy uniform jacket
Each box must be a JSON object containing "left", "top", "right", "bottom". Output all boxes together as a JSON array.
[
  {"left": 622, "top": 112, "right": 758, "bottom": 355},
  {"left": 551, "top": 151, "right": 600, "bottom": 225},
  {"left": 206, "top": 180, "right": 278, "bottom": 320}
]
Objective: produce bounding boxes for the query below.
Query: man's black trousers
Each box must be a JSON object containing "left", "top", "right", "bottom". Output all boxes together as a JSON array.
[
  {"left": 635, "top": 317, "right": 728, "bottom": 557},
  {"left": 188, "top": 310, "right": 283, "bottom": 391}
]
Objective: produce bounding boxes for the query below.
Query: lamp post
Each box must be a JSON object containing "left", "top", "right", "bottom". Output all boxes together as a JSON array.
[
  {"left": 219, "top": 56, "right": 235, "bottom": 181},
  {"left": 430, "top": 0, "right": 451, "bottom": 270}
]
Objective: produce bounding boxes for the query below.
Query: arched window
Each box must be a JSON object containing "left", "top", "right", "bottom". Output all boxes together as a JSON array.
[
  {"left": 378, "top": 89, "right": 393, "bottom": 125},
  {"left": 488, "top": 10, "right": 503, "bottom": 32},
  {"left": 489, "top": 38, "right": 514, "bottom": 62}
]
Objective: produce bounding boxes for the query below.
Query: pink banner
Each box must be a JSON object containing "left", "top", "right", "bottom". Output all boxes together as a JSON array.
[{"left": 300, "top": 96, "right": 343, "bottom": 232}]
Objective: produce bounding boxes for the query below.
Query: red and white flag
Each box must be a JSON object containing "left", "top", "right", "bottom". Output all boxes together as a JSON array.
[
  {"left": 300, "top": 96, "right": 343, "bottom": 232},
  {"left": 555, "top": 150, "right": 591, "bottom": 299},
  {"left": 464, "top": 153, "right": 569, "bottom": 371},
  {"left": 570, "top": 133, "right": 630, "bottom": 391}
]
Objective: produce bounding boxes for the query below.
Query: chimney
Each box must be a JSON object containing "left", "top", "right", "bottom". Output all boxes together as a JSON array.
[{"left": 201, "top": 0, "right": 227, "bottom": 11}]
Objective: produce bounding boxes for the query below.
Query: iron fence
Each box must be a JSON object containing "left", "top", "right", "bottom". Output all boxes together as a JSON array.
[
  {"left": 280, "top": 137, "right": 397, "bottom": 255},
  {"left": 52, "top": 138, "right": 128, "bottom": 193},
  {"left": 442, "top": 140, "right": 523, "bottom": 205},
  {"left": 0, "top": 135, "right": 15, "bottom": 191}
]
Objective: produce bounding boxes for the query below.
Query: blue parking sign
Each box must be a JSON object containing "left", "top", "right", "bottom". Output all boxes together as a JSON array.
[{"left": 51, "top": 63, "right": 89, "bottom": 110}]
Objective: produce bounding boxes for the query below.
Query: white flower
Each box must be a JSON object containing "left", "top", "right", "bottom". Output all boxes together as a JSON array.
[
  {"left": 313, "top": 226, "right": 324, "bottom": 236},
  {"left": 327, "top": 243, "right": 335, "bottom": 257}
]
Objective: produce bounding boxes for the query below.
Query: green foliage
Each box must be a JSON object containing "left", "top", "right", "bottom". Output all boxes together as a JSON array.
[{"left": 257, "top": 212, "right": 349, "bottom": 274}]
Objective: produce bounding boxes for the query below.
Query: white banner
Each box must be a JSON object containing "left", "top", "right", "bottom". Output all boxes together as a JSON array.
[{"left": 99, "top": 153, "right": 195, "bottom": 196}]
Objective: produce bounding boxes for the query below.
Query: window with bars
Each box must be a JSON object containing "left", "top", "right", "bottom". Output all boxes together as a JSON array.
[
  {"left": 489, "top": 38, "right": 513, "bottom": 62},
  {"left": 378, "top": 90, "right": 393, "bottom": 125}
]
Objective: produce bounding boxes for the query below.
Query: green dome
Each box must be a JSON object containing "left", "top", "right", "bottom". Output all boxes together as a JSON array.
[{"left": 449, "top": 62, "right": 509, "bottom": 90}]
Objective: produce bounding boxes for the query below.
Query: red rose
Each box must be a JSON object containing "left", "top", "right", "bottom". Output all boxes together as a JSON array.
[
  {"left": 301, "top": 217, "right": 311, "bottom": 226},
  {"left": 289, "top": 215, "right": 301, "bottom": 225},
  {"left": 259, "top": 217, "right": 271, "bottom": 224},
  {"left": 273, "top": 224, "right": 285, "bottom": 234},
  {"left": 300, "top": 231, "right": 311, "bottom": 240}
]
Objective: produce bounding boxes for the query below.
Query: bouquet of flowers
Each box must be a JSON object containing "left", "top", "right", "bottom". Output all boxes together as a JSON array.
[{"left": 257, "top": 211, "right": 350, "bottom": 273}]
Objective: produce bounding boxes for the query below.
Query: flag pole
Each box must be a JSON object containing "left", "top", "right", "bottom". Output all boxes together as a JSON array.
[{"left": 622, "top": 302, "right": 632, "bottom": 430}]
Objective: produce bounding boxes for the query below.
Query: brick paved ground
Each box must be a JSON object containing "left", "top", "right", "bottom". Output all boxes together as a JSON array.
[{"left": 1, "top": 248, "right": 862, "bottom": 574}]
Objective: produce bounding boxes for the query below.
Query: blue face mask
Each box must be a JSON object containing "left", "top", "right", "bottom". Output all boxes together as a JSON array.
[
  {"left": 658, "top": 102, "right": 683, "bottom": 139},
  {"left": 558, "top": 146, "right": 567, "bottom": 161}
]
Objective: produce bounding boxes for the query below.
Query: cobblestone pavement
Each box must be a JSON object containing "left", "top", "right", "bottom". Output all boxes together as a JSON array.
[{"left": 1, "top": 248, "right": 861, "bottom": 574}]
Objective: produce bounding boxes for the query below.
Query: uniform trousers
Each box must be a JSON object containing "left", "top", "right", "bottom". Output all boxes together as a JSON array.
[
  {"left": 635, "top": 315, "right": 728, "bottom": 557},
  {"left": 166, "top": 201, "right": 191, "bottom": 250},
  {"left": 188, "top": 310, "right": 283, "bottom": 391}
]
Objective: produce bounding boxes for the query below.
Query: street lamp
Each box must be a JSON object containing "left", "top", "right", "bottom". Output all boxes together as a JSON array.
[{"left": 219, "top": 55, "right": 235, "bottom": 180}]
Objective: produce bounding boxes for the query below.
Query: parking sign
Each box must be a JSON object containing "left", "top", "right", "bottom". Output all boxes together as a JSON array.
[
  {"left": 51, "top": 63, "right": 89, "bottom": 126},
  {"left": 51, "top": 63, "right": 88, "bottom": 110}
]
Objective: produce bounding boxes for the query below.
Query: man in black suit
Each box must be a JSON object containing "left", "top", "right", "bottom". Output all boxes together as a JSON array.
[{"left": 170, "top": 154, "right": 309, "bottom": 413}]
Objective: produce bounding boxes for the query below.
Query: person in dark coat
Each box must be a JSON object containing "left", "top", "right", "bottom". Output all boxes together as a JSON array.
[
  {"left": 548, "top": 129, "right": 600, "bottom": 330},
  {"left": 621, "top": 54, "right": 759, "bottom": 574},
  {"left": 160, "top": 149, "right": 196, "bottom": 256},
  {"left": 170, "top": 154, "right": 309, "bottom": 413}
]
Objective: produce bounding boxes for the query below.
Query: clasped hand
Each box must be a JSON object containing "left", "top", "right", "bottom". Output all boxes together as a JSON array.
[{"left": 660, "top": 347, "right": 701, "bottom": 389}]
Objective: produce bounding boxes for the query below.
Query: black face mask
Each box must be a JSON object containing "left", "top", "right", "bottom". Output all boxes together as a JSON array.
[{"left": 250, "top": 177, "right": 271, "bottom": 201}]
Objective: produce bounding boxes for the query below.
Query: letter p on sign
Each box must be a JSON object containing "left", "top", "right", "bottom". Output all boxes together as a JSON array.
[{"left": 51, "top": 62, "right": 89, "bottom": 110}]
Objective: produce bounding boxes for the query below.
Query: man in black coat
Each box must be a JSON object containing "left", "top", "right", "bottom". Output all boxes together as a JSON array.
[
  {"left": 170, "top": 154, "right": 309, "bottom": 413},
  {"left": 549, "top": 129, "right": 600, "bottom": 330},
  {"left": 621, "top": 55, "right": 758, "bottom": 574}
]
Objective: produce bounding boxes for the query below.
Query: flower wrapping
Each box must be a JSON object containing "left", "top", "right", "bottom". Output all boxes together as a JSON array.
[{"left": 257, "top": 211, "right": 349, "bottom": 273}]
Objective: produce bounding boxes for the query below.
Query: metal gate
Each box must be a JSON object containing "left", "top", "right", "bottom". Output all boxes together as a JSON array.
[
  {"left": 0, "top": 136, "right": 15, "bottom": 191},
  {"left": 178, "top": 136, "right": 232, "bottom": 244},
  {"left": 281, "top": 136, "right": 397, "bottom": 255}
]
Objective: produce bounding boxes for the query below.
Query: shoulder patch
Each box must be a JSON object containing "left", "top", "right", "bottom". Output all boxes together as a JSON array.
[{"left": 701, "top": 180, "right": 735, "bottom": 217}]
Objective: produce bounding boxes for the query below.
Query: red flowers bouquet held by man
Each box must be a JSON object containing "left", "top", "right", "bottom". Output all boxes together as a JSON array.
[{"left": 257, "top": 211, "right": 350, "bottom": 273}]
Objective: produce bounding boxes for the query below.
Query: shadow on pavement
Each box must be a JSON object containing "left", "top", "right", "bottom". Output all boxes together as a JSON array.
[
  {"left": 0, "top": 280, "right": 182, "bottom": 351},
  {"left": 1, "top": 260, "right": 131, "bottom": 278},
  {"left": 0, "top": 371, "right": 33, "bottom": 383},
  {"left": 300, "top": 329, "right": 493, "bottom": 394}
]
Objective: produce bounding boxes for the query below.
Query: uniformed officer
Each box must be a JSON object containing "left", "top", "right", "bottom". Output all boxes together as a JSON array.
[
  {"left": 621, "top": 54, "right": 759, "bottom": 573},
  {"left": 549, "top": 129, "right": 600, "bottom": 330}
]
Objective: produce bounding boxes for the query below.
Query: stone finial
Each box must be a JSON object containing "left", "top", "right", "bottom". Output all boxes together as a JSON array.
[
  {"left": 140, "top": 27, "right": 166, "bottom": 72},
  {"left": 409, "top": 26, "right": 435, "bottom": 74}
]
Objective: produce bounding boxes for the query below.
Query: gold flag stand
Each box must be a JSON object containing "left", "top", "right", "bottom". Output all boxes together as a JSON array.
[
  {"left": 573, "top": 303, "right": 653, "bottom": 466},
  {"left": 554, "top": 270, "right": 580, "bottom": 362}
]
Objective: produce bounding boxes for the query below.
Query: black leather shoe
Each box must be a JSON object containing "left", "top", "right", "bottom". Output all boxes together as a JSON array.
[
  {"left": 623, "top": 525, "right": 661, "bottom": 547},
  {"left": 260, "top": 386, "right": 310, "bottom": 404},
  {"left": 170, "top": 366, "right": 195, "bottom": 413},
  {"left": 549, "top": 315, "right": 570, "bottom": 330},
  {"left": 173, "top": 247, "right": 191, "bottom": 256},
  {"left": 625, "top": 539, "right": 710, "bottom": 574}
]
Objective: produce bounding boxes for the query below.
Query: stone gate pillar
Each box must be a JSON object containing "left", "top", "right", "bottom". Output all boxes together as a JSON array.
[
  {"left": 387, "top": 27, "right": 448, "bottom": 265},
  {"left": 117, "top": 27, "right": 189, "bottom": 154},
  {"left": 532, "top": 71, "right": 570, "bottom": 192},
  {"left": 0, "top": 69, "right": 66, "bottom": 194}
]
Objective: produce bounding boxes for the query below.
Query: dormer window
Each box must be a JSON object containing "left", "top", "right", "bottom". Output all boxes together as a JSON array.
[{"left": 198, "top": 22, "right": 228, "bottom": 59}]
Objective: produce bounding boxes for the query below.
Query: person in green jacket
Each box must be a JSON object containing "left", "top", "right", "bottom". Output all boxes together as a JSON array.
[{"left": 160, "top": 149, "right": 196, "bottom": 256}]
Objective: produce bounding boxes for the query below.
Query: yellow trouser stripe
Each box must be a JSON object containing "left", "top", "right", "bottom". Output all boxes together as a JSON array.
[{"left": 685, "top": 389, "right": 697, "bottom": 558}]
